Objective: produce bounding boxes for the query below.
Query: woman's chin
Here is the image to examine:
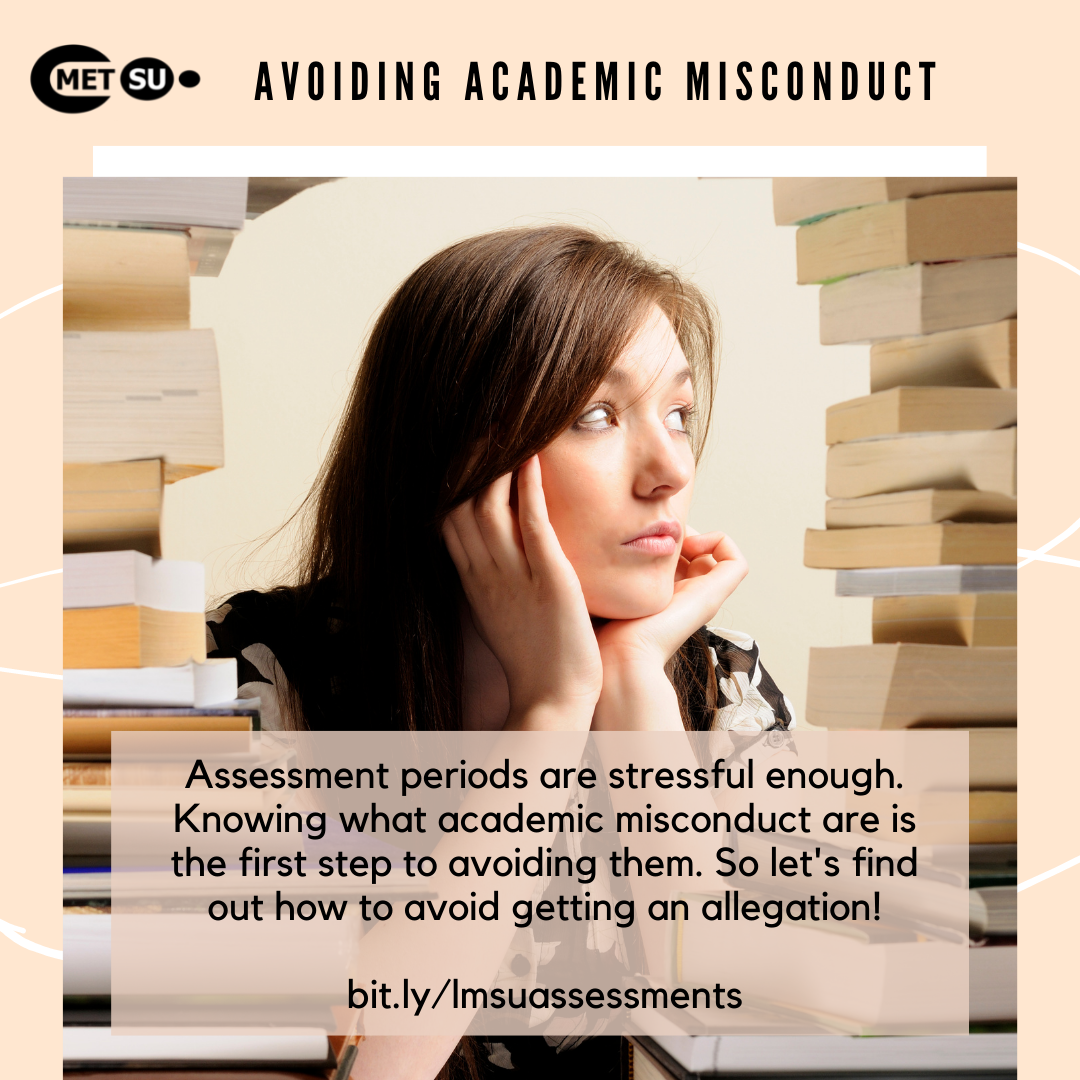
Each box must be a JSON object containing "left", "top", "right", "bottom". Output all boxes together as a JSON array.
[{"left": 586, "top": 588, "right": 674, "bottom": 623}]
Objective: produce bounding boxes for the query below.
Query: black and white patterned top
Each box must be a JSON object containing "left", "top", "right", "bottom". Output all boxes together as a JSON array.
[{"left": 205, "top": 588, "right": 795, "bottom": 1076}]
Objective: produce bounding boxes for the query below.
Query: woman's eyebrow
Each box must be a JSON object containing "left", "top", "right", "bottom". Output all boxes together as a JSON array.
[{"left": 601, "top": 366, "right": 693, "bottom": 391}]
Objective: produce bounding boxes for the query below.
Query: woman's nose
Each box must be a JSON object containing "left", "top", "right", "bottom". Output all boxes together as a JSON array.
[{"left": 632, "top": 423, "right": 694, "bottom": 498}]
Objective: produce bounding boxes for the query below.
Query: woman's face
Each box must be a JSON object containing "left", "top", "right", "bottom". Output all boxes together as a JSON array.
[{"left": 538, "top": 308, "right": 697, "bottom": 621}]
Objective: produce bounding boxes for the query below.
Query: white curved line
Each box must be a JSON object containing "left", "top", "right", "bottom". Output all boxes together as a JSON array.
[
  {"left": 0, "top": 667, "right": 63, "bottom": 680},
  {"left": 0, "top": 918, "right": 62, "bottom": 959},
  {"left": 1018, "top": 853, "right": 1080, "bottom": 893},
  {"left": 1018, "top": 241, "right": 1080, "bottom": 277},
  {"left": 1017, "top": 515, "right": 1080, "bottom": 567},
  {"left": 1017, "top": 549, "right": 1080, "bottom": 568},
  {"left": 0, "top": 285, "right": 63, "bottom": 323},
  {"left": 0, "top": 568, "right": 63, "bottom": 590}
]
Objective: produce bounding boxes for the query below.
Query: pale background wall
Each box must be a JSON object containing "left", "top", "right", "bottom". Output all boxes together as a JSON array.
[{"left": 168, "top": 177, "right": 873, "bottom": 720}]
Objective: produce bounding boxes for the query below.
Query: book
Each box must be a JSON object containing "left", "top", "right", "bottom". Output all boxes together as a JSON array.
[
  {"left": 805, "top": 644, "right": 1016, "bottom": 729},
  {"left": 805, "top": 523, "right": 1016, "bottom": 569},
  {"left": 825, "top": 387, "right": 1016, "bottom": 445},
  {"left": 826, "top": 428, "right": 1016, "bottom": 499},
  {"left": 63, "top": 177, "right": 249, "bottom": 231},
  {"left": 63, "top": 658, "right": 239, "bottom": 709},
  {"left": 64, "top": 551, "right": 205, "bottom": 612},
  {"left": 64, "top": 812, "right": 111, "bottom": 857},
  {"left": 772, "top": 177, "right": 1017, "bottom": 226},
  {"left": 970, "top": 886, "right": 1017, "bottom": 938},
  {"left": 819, "top": 256, "right": 1017, "bottom": 344},
  {"left": 63, "top": 703, "right": 254, "bottom": 756},
  {"left": 62, "top": 1028, "right": 332, "bottom": 1070},
  {"left": 968, "top": 792, "right": 1018, "bottom": 845},
  {"left": 969, "top": 942, "right": 1017, "bottom": 1022},
  {"left": 64, "top": 329, "right": 225, "bottom": 483},
  {"left": 246, "top": 177, "right": 338, "bottom": 216},
  {"left": 64, "top": 866, "right": 112, "bottom": 899},
  {"left": 63, "top": 606, "right": 207, "bottom": 669},
  {"left": 835, "top": 564, "right": 1017, "bottom": 597},
  {"left": 630, "top": 1032, "right": 1016, "bottom": 1078},
  {"left": 63, "top": 460, "right": 164, "bottom": 556},
  {"left": 63, "top": 227, "right": 190, "bottom": 331},
  {"left": 825, "top": 489, "right": 1017, "bottom": 528},
  {"left": 63, "top": 910, "right": 111, "bottom": 995},
  {"left": 872, "top": 593, "right": 1016, "bottom": 646},
  {"left": 971, "top": 844, "right": 1017, "bottom": 888},
  {"left": 968, "top": 728, "right": 1017, "bottom": 789},
  {"left": 796, "top": 189, "right": 1017, "bottom": 284},
  {"left": 870, "top": 319, "right": 1016, "bottom": 392}
]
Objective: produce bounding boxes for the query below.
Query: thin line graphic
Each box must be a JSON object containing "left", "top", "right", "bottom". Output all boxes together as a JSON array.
[
  {"left": 1017, "top": 241, "right": 1080, "bottom": 278},
  {"left": 0, "top": 284, "right": 62, "bottom": 323},
  {"left": 0, "top": 568, "right": 63, "bottom": 590},
  {"left": 1018, "top": 854, "right": 1080, "bottom": 893},
  {"left": 0, "top": 667, "right": 62, "bottom": 680},
  {"left": 0, "top": 918, "right": 62, "bottom": 959}
]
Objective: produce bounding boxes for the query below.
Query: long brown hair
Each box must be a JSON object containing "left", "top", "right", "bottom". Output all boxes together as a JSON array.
[{"left": 281, "top": 224, "right": 720, "bottom": 731}]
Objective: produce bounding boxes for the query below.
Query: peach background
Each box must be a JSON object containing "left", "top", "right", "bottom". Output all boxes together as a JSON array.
[{"left": 3, "top": 0, "right": 1074, "bottom": 1072}]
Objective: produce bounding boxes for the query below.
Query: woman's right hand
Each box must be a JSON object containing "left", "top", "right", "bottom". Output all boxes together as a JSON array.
[{"left": 441, "top": 455, "right": 602, "bottom": 730}]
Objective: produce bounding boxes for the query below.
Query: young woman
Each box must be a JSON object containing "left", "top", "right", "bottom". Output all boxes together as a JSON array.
[{"left": 207, "top": 225, "right": 795, "bottom": 1079}]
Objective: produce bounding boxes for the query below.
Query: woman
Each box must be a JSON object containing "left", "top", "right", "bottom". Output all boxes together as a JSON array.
[{"left": 207, "top": 225, "right": 795, "bottom": 1078}]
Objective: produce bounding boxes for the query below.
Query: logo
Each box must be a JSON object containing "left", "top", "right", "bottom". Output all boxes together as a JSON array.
[{"left": 31, "top": 44, "right": 200, "bottom": 112}]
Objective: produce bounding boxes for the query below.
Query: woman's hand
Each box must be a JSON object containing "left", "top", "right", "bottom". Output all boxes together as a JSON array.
[
  {"left": 441, "top": 456, "right": 603, "bottom": 730},
  {"left": 592, "top": 529, "right": 748, "bottom": 731}
]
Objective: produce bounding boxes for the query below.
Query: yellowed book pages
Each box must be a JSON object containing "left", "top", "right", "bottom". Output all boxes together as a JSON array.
[
  {"left": 804, "top": 523, "right": 1017, "bottom": 569},
  {"left": 825, "top": 388, "right": 1016, "bottom": 445},
  {"left": 825, "top": 490, "right": 1017, "bottom": 528},
  {"left": 819, "top": 257, "right": 1017, "bottom": 345},
  {"left": 63, "top": 606, "right": 206, "bottom": 669},
  {"left": 63, "top": 788, "right": 111, "bottom": 812},
  {"left": 968, "top": 728, "right": 1017, "bottom": 789},
  {"left": 796, "top": 190, "right": 1016, "bottom": 284},
  {"left": 826, "top": 428, "right": 1016, "bottom": 499},
  {"left": 969, "top": 791, "right": 1017, "bottom": 844},
  {"left": 873, "top": 593, "right": 1016, "bottom": 646},
  {"left": 63, "top": 460, "right": 163, "bottom": 556},
  {"left": 63, "top": 715, "right": 251, "bottom": 756},
  {"left": 870, "top": 319, "right": 1016, "bottom": 392},
  {"left": 63, "top": 227, "right": 190, "bottom": 331},
  {"left": 806, "top": 644, "right": 1016, "bottom": 729},
  {"left": 772, "top": 177, "right": 1016, "bottom": 226}
]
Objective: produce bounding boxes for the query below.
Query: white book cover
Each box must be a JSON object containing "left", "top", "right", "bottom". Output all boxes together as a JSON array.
[{"left": 63, "top": 550, "right": 205, "bottom": 611}]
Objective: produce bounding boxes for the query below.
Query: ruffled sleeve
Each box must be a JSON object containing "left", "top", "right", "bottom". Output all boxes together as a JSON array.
[{"left": 704, "top": 626, "right": 796, "bottom": 732}]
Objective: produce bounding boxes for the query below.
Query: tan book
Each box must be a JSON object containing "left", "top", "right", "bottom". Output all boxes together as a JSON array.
[
  {"left": 826, "top": 388, "right": 1016, "bottom": 445},
  {"left": 772, "top": 177, "right": 1017, "bottom": 226},
  {"left": 63, "top": 712, "right": 253, "bottom": 756},
  {"left": 247, "top": 176, "right": 338, "bottom": 215},
  {"left": 870, "top": 319, "right": 1016, "bottom": 392},
  {"left": 64, "top": 329, "right": 224, "bottom": 483},
  {"left": 63, "top": 606, "right": 206, "bottom": 669},
  {"left": 873, "top": 593, "right": 1016, "bottom": 646},
  {"left": 968, "top": 728, "right": 1016, "bottom": 789},
  {"left": 63, "top": 788, "right": 111, "bottom": 813},
  {"left": 63, "top": 460, "right": 163, "bottom": 556},
  {"left": 796, "top": 190, "right": 1016, "bottom": 284},
  {"left": 63, "top": 227, "right": 190, "bottom": 331},
  {"left": 63, "top": 762, "right": 111, "bottom": 785},
  {"left": 826, "top": 428, "right": 1016, "bottom": 499},
  {"left": 805, "top": 644, "right": 1016, "bottom": 729},
  {"left": 804, "top": 523, "right": 1016, "bottom": 569},
  {"left": 825, "top": 490, "right": 1017, "bottom": 528},
  {"left": 969, "top": 793, "right": 1016, "bottom": 844},
  {"left": 819, "top": 257, "right": 1016, "bottom": 344}
]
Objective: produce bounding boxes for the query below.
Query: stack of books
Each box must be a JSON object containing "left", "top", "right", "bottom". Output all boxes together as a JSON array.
[
  {"left": 61, "top": 178, "right": 257, "bottom": 1058},
  {"left": 773, "top": 177, "right": 1018, "bottom": 1031}
]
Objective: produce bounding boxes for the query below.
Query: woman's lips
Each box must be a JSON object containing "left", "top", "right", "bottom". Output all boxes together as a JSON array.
[{"left": 621, "top": 521, "right": 682, "bottom": 556}]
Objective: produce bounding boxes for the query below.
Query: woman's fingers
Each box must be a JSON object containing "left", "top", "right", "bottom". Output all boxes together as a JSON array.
[
  {"left": 515, "top": 455, "right": 566, "bottom": 576},
  {"left": 440, "top": 515, "right": 470, "bottom": 576},
  {"left": 445, "top": 497, "right": 495, "bottom": 572},
  {"left": 472, "top": 470, "right": 525, "bottom": 572}
]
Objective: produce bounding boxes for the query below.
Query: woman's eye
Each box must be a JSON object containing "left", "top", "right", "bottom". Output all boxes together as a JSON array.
[
  {"left": 576, "top": 404, "right": 614, "bottom": 430},
  {"left": 666, "top": 407, "right": 691, "bottom": 432}
]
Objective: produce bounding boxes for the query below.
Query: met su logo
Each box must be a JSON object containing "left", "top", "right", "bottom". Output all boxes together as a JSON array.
[{"left": 31, "top": 44, "right": 200, "bottom": 112}]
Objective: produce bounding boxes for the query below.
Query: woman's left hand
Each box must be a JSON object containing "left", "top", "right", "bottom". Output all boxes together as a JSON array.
[{"left": 591, "top": 530, "right": 747, "bottom": 730}]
